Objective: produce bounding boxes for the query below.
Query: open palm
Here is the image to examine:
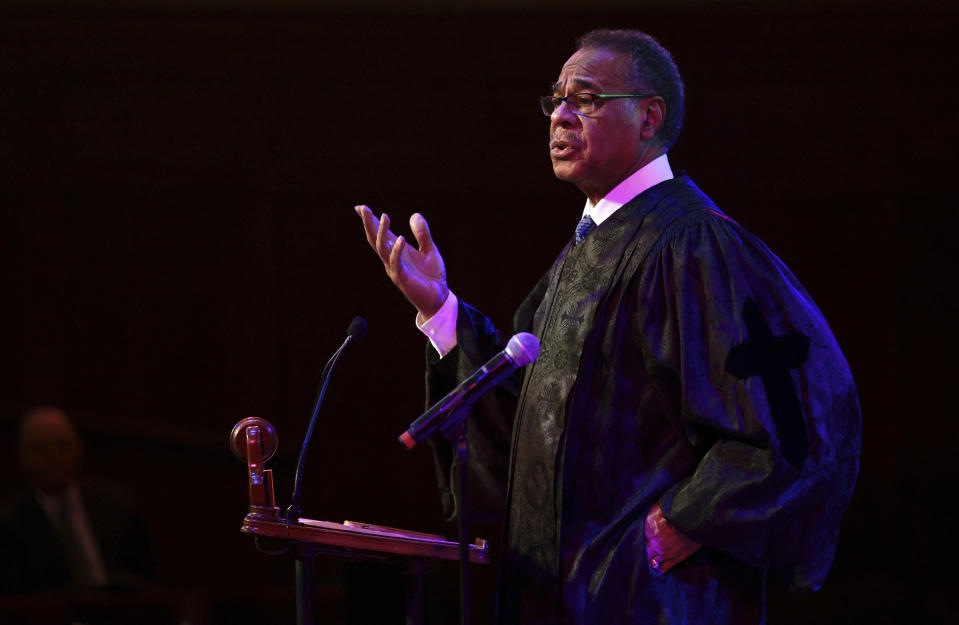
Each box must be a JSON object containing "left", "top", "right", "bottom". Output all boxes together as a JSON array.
[{"left": 356, "top": 206, "right": 449, "bottom": 319}]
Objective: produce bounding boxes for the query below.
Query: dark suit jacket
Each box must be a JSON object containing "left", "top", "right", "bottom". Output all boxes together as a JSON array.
[{"left": 0, "top": 481, "right": 155, "bottom": 594}]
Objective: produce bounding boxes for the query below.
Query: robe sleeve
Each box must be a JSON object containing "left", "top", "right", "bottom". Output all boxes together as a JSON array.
[
  {"left": 425, "top": 271, "right": 554, "bottom": 522},
  {"left": 424, "top": 298, "right": 521, "bottom": 523},
  {"left": 644, "top": 210, "right": 862, "bottom": 591}
]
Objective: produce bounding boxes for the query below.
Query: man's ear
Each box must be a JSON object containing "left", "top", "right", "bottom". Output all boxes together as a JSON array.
[{"left": 640, "top": 96, "right": 666, "bottom": 142}]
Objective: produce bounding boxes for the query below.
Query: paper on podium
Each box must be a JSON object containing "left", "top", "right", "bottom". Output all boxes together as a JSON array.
[
  {"left": 241, "top": 515, "right": 490, "bottom": 563},
  {"left": 299, "top": 519, "right": 446, "bottom": 542}
]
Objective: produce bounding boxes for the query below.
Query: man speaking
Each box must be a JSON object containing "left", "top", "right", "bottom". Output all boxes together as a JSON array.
[{"left": 356, "top": 28, "right": 861, "bottom": 625}]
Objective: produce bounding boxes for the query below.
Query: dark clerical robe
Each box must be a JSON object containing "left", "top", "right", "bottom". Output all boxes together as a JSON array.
[{"left": 427, "top": 176, "right": 861, "bottom": 625}]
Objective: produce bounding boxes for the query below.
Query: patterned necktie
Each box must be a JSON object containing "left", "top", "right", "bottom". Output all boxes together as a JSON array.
[
  {"left": 574, "top": 214, "right": 597, "bottom": 245},
  {"left": 55, "top": 497, "right": 96, "bottom": 586}
]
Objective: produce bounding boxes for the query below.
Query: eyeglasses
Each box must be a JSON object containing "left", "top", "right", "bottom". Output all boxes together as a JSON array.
[{"left": 540, "top": 92, "right": 657, "bottom": 117}]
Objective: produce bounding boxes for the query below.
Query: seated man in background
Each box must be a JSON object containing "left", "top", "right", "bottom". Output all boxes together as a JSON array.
[{"left": 0, "top": 405, "right": 155, "bottom": 594}]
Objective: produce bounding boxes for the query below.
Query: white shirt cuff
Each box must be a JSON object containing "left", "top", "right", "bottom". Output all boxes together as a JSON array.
[{"left": 416, "top": 292, "right": 459, "bottom": 357}]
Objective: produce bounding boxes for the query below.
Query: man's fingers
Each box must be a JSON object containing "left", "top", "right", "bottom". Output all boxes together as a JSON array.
[
  {"left": 389, "top": 235, "right": 406, "bottom": 278},
  {"left": 375, "top": 212, "right": 396, "bottom": 263},
  {"left": 355, "top": 205, "right": 399, "bottom": 264},
  {"left": 409, "top": 213, "right": 436, "bottom": 253},
  {"left": 356, "top": 205, "right": 382, "bottom": 249}
]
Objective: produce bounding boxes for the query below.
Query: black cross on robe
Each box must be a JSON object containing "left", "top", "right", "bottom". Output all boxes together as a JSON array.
[{"left": 725, "top": 297, "right": 810, "bottom": 469}]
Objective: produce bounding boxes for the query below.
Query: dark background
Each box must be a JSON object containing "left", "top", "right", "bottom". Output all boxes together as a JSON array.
[{"left": 1, "top": 2, "right": 956, "bottom": 623}]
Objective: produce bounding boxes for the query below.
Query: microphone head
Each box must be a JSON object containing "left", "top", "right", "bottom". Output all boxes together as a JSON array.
[
  {"left": 347, "top": 316, "right": 368, "bottom": 342},
  {"left": 505, "top": 332, "right": 540, "bottom": 367}
]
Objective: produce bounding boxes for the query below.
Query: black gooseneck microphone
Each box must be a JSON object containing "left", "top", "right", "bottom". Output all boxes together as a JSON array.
[{"left": 287, "top": 316, "right": 367, "bottom": 523}]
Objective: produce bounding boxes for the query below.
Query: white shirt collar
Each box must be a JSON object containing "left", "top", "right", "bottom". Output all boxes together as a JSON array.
[
  {"left": 34, "top": 482, "right": 81, "bottom": 518},
  {"left": 582, "top": 153, "right": 674, "bottom": 226}
]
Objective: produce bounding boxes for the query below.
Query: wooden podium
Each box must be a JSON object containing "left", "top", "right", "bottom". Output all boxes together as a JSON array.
[{"left": 231, "top": 417, "right": 489, "bottom": 625}]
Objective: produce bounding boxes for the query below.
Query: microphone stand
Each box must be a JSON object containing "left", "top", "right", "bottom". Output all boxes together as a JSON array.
[
  {"left": 454, "top": 420, "right": 472, "bottom": 625},
  {"left": 398, "top": 333, "right": 539, "bottom": 625},
  {"left": 287, "top": 318, "right": 366, "bottom": 625},
  {"left": 408, "top": 402, "right": 475, "bottom": 625},
  {"left": 422, "top": 400, "right": 476, "bottom": 625},
  {"left": 290, "top": 335, "right": 352, "bottom": 625}
]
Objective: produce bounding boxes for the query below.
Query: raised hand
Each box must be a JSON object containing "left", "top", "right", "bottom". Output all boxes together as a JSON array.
[{"left": 355, "top": 205, "right": 450, "bottom": 319}]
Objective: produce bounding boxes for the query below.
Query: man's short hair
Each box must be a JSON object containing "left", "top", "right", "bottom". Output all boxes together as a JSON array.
[{"left": 576, "top": 29, "right": 685, "bottom": 150}]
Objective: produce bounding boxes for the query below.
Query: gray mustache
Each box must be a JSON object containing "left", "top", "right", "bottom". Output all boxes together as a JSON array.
[{"left": 550, "top": 133, "right": 581, "bottom": 149}]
